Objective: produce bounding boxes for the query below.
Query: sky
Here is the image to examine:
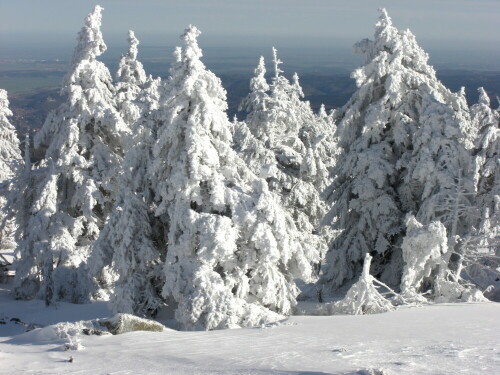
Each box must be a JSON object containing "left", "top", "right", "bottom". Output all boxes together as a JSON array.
[{"left": 1, "top": 0, "right": 499, "bottom": 50}]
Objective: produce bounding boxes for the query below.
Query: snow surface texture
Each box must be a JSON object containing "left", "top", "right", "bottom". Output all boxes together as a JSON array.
[
  {"left": 0, "top": 285, "right": 499, "bottom": 375},
  {"left": 3, "top": 312, "right": 166, "bottom": 352}
]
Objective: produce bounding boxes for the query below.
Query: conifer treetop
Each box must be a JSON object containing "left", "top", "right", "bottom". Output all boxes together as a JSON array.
[
  {"left": 291, "top": 73, "right": 304, "bottom": 98},
  {"left": 239, "top": 56, "right": 269, "bottom": 114},
  {"left": 478, "top": 87, "right": 491, "bottom": 106},
  {"left": 353, "top": 7, "right": 434, "bottom": 82},
  {"left": 127, "top": 30, "right": 139, "bottom": 60},
  {"left": 71, "top": 5, "right": 106, "bottom": 65},
  {"left": 374, "top": 8, "right": 393, "bottom": 39},
  {"left": 251, "top": 56, "right": 269, "bottom": 93},
  {"left": 181, "top": 25, "right": 203, "bottom": 64},
  {"left": 116, "top": 29, "right": 146, "bottom": 91},
  {"left": 0, "top": 89, "right": 12, "bottom": 119},
  {"left": 271, "top": 47, "right": 283, "bottom": 78}
]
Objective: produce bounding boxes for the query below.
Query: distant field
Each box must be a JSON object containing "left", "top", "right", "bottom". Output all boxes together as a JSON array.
[
  {"left": 0, "top": 74, "right": 63, "bottom": 94},
  {"left": 1, "top": 57, "right": 499, "bottom": 142}
]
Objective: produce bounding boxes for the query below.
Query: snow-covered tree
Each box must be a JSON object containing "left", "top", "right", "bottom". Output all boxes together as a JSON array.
[
  {"left": 323, "top": 9, "right": 407, "bottom": 290},
  {"left": 322, "top": 9, "right": 475, "bottom": 292},
  {"left": 456, "top": 89, "right": 500, "bottom": 300},
  {"left": 472, "top": 88, "right": 499, "bottom": 253},
  {"left": 398, "top": 215, "right": 484, "bottom": 303},
  {"left": 90, "top": 76, "right": 164, "bottom": 314},
  {"left": 96, "top": 189, "right": 163, "bottom": 315},
  {"left": 236, "top": 52, "right": 337, "bottom": 279},
  {"left": 399, "top": 215, "right": 448, "bottom": 302},
  {"left": 148, "top": 26, "right": 317, "bottom": 330},
  {"left": 13, "top": 166, "right": 57, "bottom": 303},
  {"left": 14, "top": 6, "right": 128, "bottom": 303},
  {"left": 0, "top": 89, "right": 22, "bottom": 183},
  {"left": 0, "top": 89, "right": 22, "bottom": 251},
  {"left": 115, "top": 30, "right": 147, "bottom": 126},
  {"left": 10, "top": 135, "right": 35, "bottom": 253},
  {"left": 405, "top": 92, "right": 476, "bottom": 280},
  {"left": 240, "top": 50, "right": 337, "bottom": 192}
]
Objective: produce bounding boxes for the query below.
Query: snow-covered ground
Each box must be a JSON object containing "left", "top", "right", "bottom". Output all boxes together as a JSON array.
[{"left": 1, "top": 284, "right": 499, "bottom": 375}]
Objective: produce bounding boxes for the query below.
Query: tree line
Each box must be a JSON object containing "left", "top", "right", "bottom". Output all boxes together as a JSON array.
[{"left": 0, "top": 6, "right": 498, "bottom": 330}]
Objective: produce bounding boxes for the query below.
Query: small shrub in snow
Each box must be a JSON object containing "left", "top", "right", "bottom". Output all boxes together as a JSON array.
[
  {"left": 322, "top": 254, "right": 394, "bottom": 315},
  {"left": 399, "top": 215, "right": 448, "bottom": 303},
  {"left": 14, "top": 314, "right": 164, "bottom": 351},
  {"left": 433, "top": 279, "right": 486, "bottom": 303},
  {"left": 351, "top": 369, "right": 391, "bottom": 375},
  {"left": 400, "top": 215, "right": 486, "bottom": 303}
]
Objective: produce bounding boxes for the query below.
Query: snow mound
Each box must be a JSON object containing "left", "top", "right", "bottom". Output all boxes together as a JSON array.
[
  {"left": 8, "top": 313, "right": 165, "bottom": 351},
  {"left": 11, "top": 320, "right": 98, "bottom": 351},
  {"left": 348, "top": 368, "right": 391, "bottom": 375},
  {"left": 98, "top": 313, "right": 165, "bottom": 334},
  {"left": 434, "top": 279, "right": 487, "bottom": 303}
]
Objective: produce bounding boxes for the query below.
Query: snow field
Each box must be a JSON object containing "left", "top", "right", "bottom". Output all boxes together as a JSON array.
[{"left": 1, "top": 282, "right": 499, "bottom": 375}]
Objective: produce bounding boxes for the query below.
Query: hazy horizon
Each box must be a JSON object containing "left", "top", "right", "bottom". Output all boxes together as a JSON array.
[
  {"left": 1, "top": 0, "right": 499, "bottom": 67},
  {"left": 1, "top": 0, "right": 499, "bottom": 115}
]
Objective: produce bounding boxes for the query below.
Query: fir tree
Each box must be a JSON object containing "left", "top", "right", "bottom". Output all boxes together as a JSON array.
[
  {"left": 13, "top": 166, "right": 58, "bottom": 302},
  {"left": 457, "top": 89, "right": 500, "bottom": 297},
  {"left": 406, "top": 95, "right": 475, "bottom": 280}
]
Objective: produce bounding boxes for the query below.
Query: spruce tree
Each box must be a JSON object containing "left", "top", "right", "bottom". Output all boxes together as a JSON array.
[
  {"left": 463, "top": 90, "right": 499, "bottom": 298},
  {"left": 115, "top": 30, "right": 147, "bottom": 126},
  {"left": 472, "top": 89, "right": 499, "bottom": 254},
  {"left": 236, "top": 52, "right": 337, "bottom": 279},
  {"left": 14, "top": 6, "right": 128, "bottom": 303},
  {"left": 90, "top": 77, "right": 164, "bottom": 313},
  {"left": 0, "top": 89, "right": 22, "bottom": 183},
  {"left": 0, "top": 89, "right": 22, "bottom": 252},
  {"left": 148, "top": 26, "right": 317, "bottom": 329},
  {"left": 322, "top": 9, "right": 475, "bottom": 291}
]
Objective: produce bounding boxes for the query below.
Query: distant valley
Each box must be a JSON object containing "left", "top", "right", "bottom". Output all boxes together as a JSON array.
[{"left": 1, "top": 56, "right": 499, "bottom": 144}]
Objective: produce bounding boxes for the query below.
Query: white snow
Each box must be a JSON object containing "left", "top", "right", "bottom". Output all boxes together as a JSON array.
[{"left": 1, "top": 284, "right": 499, "bottom": 375}]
